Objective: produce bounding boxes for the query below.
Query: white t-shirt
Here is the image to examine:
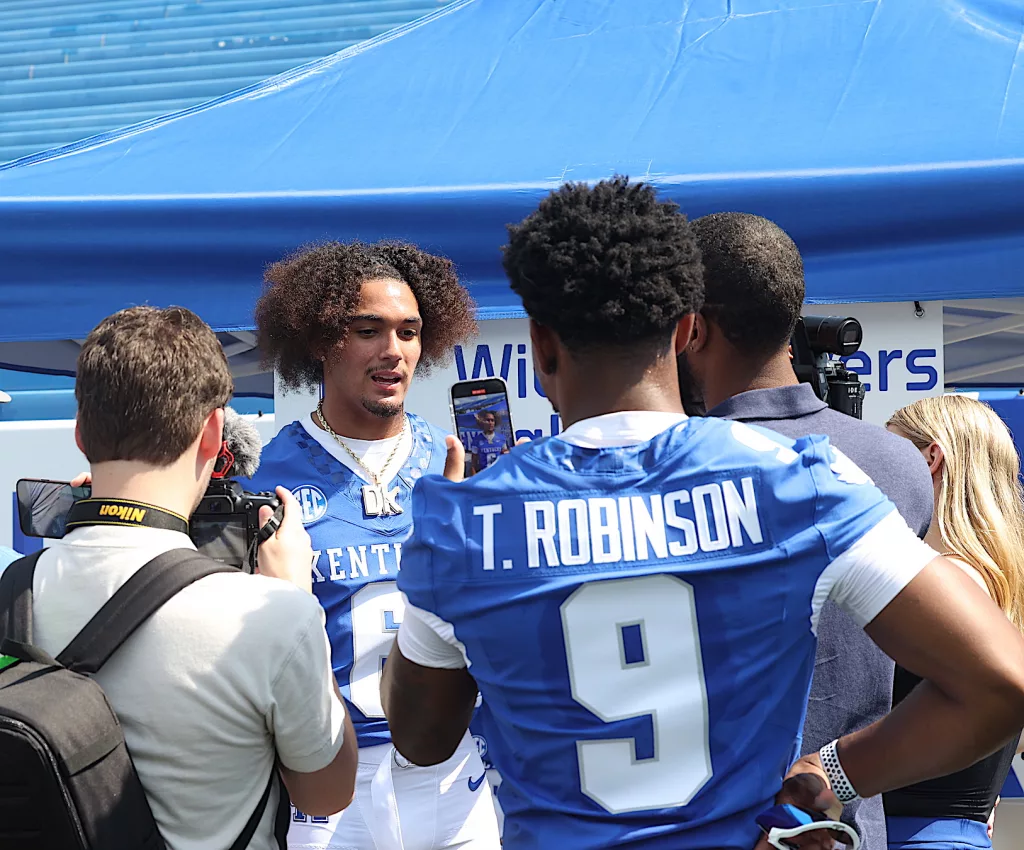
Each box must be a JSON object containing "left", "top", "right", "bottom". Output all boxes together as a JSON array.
[
  {"left": 302, "top": 413, "right": 413, "bottom": 485},
  {"left": 398, "top": 410, "right": 937, "bottom": 669},
  {"left": 32, "top": 525, "right": 347, "bottom": 850}
]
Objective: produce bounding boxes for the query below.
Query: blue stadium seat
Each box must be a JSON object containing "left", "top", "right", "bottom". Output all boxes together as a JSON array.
[{"left": 0, "top": 0, "right": 444, "bottom": 163}]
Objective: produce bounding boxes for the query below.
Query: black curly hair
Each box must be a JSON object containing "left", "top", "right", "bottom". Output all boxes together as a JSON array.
[
  {"left": 501, "top": 176, "right": 703, "bottom": 352},
  {"left": 691, "top": 212, "right": 805, "bottom": 359},
  {"left": 256, "top": 241, "right": 478, "bottom": 390}
]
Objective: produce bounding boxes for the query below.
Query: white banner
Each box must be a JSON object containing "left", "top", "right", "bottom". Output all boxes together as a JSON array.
[{"left": 275, "top": 301, "right": 944, "bottom": 434}]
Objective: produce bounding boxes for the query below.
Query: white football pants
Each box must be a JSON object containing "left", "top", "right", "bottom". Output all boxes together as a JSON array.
[{"left": 287, "top": 731, "right": 501, "bottom": 850}]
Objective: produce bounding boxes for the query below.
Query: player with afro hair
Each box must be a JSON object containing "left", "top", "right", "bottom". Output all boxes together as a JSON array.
[
  {"left": 248, "top": 240, "right": 502, "bottom": 849},
  {"left": 503, "top": 175, "right": 703, "bottom": 354},
  {"left": 501, "top": 175, "right": 703, "bottom": 414},
  {"left": 257, "top": 240, "right": 477, "bottom": 391}
]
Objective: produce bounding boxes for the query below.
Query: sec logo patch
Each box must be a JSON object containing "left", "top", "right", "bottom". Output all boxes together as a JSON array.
[
  {"left": 472, "top": 734, "right": 493, "bottom": 769},
  {"left": 292, "top": 485, "right": 328, "bottom": 525}
]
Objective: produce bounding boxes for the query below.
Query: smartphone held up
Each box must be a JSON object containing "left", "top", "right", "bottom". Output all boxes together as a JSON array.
[{"left": 450, "top": 378, "right": 515, "bottom": 478}]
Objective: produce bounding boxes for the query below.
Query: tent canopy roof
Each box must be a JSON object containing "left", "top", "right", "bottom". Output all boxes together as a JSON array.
[{"left": 1, "top": 0, "right": 1023, "bottom": 342}]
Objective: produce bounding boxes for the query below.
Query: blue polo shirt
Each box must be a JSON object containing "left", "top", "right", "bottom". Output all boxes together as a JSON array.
[{"left": 709, "top": 383, "right": 933, "bottom": 850}]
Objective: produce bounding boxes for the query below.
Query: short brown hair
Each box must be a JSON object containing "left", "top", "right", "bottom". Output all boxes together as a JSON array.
[{"left": 76, "top": 306, "right": 233, "bottom": 465}]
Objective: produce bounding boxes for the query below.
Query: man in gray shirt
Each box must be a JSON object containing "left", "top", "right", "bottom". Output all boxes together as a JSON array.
[{"left": 678, "top": 212, "right": 934, "bottom": 850}]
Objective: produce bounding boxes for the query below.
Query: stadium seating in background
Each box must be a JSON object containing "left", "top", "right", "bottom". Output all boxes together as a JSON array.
[{"left": 0, "top": 0, "right": 444, "bottom": 164}]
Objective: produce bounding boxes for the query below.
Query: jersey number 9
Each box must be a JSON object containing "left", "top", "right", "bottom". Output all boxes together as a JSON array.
[{"left": 561, "top": 574, "right": 713, "bottom": 813}]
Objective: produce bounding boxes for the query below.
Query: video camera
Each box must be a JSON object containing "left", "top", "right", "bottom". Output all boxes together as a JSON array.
[
  {"left": 16, "top": 409, "right": 282, "bottom": 573},
  {"left": 791, "top": 316, "right": 866, "bottom": 419}
]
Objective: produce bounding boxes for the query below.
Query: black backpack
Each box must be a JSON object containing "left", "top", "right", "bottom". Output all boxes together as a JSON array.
[{"left": 0, "top": 548, "right": 290, "bottom": 850}]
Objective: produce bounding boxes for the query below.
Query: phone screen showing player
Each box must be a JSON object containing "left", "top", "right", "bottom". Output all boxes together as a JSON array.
[
  {"left": 450, "top": 378, "right": 515, "bottom": 478},
  {"left": 16, "top": 479, "right": 92, "bottom": 539}
]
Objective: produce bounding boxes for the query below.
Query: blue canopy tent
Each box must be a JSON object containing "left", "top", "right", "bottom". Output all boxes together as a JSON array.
[
  {"left": 3, "top": 0, "right": 1024, "bottom": 797},
  {"left": 0, "top": 0, "right": 1022, "bottom": 382}
]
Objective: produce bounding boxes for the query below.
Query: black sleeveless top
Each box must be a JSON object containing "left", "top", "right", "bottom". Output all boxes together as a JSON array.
[{"left": 882, "top": 664, "right": 1019, "bottom": 822}]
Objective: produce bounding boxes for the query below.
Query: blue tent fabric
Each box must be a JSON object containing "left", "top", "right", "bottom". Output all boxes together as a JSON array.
[
  {"left": 984, "top": 393, "right": 1024, "bottom": 450},
  {"left": 1, "top": 0, "right": 1023, "bottom": 342}
]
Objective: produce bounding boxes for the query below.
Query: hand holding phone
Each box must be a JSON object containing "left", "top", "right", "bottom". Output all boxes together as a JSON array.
[
  {"left": 449, "top": 378, "right": 515, "bottom": 478},
  {"left": 16, "top": 479, "right": 92, "bottom": 540}
]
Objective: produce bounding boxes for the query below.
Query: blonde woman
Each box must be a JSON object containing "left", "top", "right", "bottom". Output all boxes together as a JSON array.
[{"left": 885, "top": 394, "right": 1024, "bottom": 850}]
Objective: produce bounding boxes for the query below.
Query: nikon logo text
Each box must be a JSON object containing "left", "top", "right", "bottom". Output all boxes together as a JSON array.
[{"left": 98, "top": 504, "right": 148, "bottom": 523}]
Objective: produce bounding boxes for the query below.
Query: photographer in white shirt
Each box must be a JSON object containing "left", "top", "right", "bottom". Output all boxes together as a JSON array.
[{"left": 28, "top": 306, "right": 358, "bottom": 849}]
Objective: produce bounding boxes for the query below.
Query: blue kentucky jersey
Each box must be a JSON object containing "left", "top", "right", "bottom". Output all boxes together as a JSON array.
[
  {"left": 249, "top": 413, "right": 449, "bottom": 748},
  {"left": 470, "top": 431, "right": 510, "bottom": 471},
  {"left": 399, "top": 417, "right": 897, "bottom": 849}
]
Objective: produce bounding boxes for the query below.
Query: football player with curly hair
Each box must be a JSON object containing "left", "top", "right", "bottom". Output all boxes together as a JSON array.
[{"left": 249, "top": 240, "right": 500, "bottom": 850}]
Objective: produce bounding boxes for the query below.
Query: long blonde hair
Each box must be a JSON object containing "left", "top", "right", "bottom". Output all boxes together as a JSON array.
[{"left": 888, "top": 395, "right": 1024, "bottom": 630}]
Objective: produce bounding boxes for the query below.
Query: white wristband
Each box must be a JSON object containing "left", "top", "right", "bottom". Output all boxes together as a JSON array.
[{"left": 819, "top": 739, "right": 860, "bottom": 803}]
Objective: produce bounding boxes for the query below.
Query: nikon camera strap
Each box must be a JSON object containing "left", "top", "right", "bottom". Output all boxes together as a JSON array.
[
  {"left": 44, "top": 497, "right": 291, "bottom": 849},
  {"left": 66, "top": 498, "right": 189, "bottom": 535}
]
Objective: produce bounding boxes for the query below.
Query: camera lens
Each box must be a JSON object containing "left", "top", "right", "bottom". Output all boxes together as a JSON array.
[{"left": 803, "top": 316, "right": 862, "bottom": 356}]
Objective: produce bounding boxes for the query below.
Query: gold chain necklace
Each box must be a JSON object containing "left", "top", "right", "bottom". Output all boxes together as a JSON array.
[{"left": 315, "top": 400, "right": 407, "bottom": 486}]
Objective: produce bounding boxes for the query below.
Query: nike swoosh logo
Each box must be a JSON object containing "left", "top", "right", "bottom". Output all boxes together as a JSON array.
[{"left": 468, "top": 774, "right": 486, "bottom": 793}]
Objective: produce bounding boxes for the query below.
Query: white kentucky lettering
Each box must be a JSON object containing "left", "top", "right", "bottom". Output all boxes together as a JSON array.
[
  {"left": 348, "top": 546, "right": 370, "bottom": 579},
  {"left": 327, "top": 548, "right": 346, "bottom": 581},
  {"left": 316, "top": 542, "right": 403, "bottom": 582},
  {"left": 370, "top": 543, "right": 390, "bottom": 575},
  {"left": 311, "top": 551, "right": 326, "bottom": 583}
]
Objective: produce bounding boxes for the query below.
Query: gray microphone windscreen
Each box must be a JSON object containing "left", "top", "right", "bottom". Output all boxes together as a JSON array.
[{"left": 222, "top": 406, "right": 263, "bottom": 479}]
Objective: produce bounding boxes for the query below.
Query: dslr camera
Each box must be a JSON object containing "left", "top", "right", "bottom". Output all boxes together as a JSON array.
[
  {"left": 16, "top": 409, "right": 283, "bottom": 573},
  {"left": 16, "top": 477, "right": 280, "bottom": 574},
  {"left": 186, "top": 479, "right": 281, "bottom": 573},
  {"left": 791, "top": 316, "right": 866, "bottom": 419}
]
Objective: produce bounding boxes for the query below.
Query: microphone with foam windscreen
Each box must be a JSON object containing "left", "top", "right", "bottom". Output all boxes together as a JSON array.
[
  {"left": 224, "top": 407, "right": 285, "bottom": 545},
  {"left": 213, "top": 406, "right": 265, "bottom": 480},
  {"left": 193, "top": 407, "right": 284, "bottom": 569}
]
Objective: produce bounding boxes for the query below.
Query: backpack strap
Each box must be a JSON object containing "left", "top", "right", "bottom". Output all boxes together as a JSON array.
[
  {"left": 228, "top": 769, "right": 274, "bottom": 850},
  {"left": 0, "top": 550, "right": 46, "bottom": 644},
  {"left": 2, "top": 547, "right": 293, "bottom": 848},
  {"left": 227, "top": 765, "right": 292, "bottom": 850},
  {"left": 274, "top": 773, "right": 292, "bottom": 850},
  {"left": 57, "top": 549, "right": 235, "bottom": 674}
]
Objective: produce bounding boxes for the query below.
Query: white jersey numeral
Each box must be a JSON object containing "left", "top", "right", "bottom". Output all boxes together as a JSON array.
[
  {"left": 560, "top": 574, "right": 712, "bottom": 813},
  {"left": 349, "top": 581, "right": 403, "bottom": 718}
]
